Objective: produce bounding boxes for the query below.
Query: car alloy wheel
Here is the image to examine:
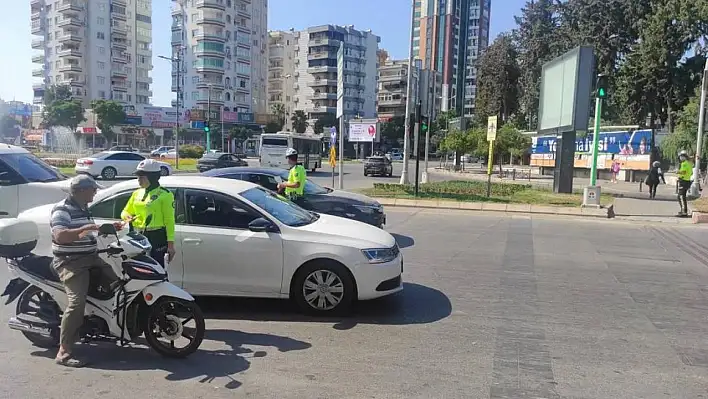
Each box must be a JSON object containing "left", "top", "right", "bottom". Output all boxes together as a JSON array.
[
  {"left": 302, "top": 270, "right": 344, "bottom": 311},
  {"left": 101, "top": 167, "right": 117, "bottom": 180},
  {"left": 292, "top": 261, "right": 355, "bottom": 315}
]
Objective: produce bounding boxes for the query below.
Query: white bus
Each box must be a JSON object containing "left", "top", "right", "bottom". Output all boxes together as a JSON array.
[{"left": 259, "top": 132, "right": 323, "bottom": 171}]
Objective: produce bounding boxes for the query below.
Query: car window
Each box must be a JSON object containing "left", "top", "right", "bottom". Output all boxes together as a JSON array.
[
  {"left": 0, "top": 152, "right": 65, "bottom": 183},
  {"left": 125, "top": 153, "right": 145, "bottom": 161},
  {"left": 0, "top": 159, "right": 24, "bottom": 186},
  {"left": 185, "top": 189, "right": 260, "bottom": 229},
  {"left": 275, "top": 171, "right": 329, "bottom": 195},
  {"left": 107, "top": 153, "right": 144, "bottom": 161},
  {"left": 243, "top": 173, "right": 279, "bottom": 191},
  {"left": 89, "top": 191, "right": 133, "bottom": 219},
  {"left": 241, "top": 187, "right": 317, "bottom": 227}
]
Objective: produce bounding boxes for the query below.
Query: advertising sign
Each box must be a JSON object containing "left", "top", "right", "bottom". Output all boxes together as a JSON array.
[{"left": 348, "top": 121, "right": 378, "bottom": 142}]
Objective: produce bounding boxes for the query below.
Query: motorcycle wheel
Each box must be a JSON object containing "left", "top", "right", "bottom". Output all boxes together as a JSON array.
[
  {"left": 16, "top": 285, "right": 61, "bottom": 348},
  {"left": 142, "top": 297, "right": 205, "bottom": 358}
]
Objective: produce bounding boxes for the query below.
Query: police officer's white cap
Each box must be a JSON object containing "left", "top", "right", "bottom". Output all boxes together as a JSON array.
[
  {"left": 285, "top": 148, "right": 298, "bottom": 157},
  {"left": 135, "top": 159, "right": 162, "bottom": 173}
]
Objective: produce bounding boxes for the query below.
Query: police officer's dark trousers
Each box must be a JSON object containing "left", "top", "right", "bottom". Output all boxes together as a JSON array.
[
  {"left": 144, "top": 228, "right": 168, "bottom": 266},
  {"left": 677, "top": 180, "right": 692, "bottom": 214}
]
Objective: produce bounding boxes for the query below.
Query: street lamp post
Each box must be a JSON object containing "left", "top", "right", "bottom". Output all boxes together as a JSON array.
[
  {"left": 690, "top": 60, "right": 708, "bottom": 197},
  {"left": 158, "top": 52, "right": 182, "bottom": 169},
  {"left": 400, "top": 0, "right": 417, "bottom": 185},
  {"left": 284, "top": 74, "right": 292, "bottom": 131},
  {"left": 206, "top": 83, "right": 212, "bottom": 152}
]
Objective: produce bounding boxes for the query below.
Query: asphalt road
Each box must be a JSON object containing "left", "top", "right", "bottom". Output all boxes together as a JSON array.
[{"left": 1, "top": 209, "right": 707, "bottom": 398}]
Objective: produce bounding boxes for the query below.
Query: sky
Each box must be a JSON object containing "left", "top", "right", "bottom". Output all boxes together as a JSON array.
[{"left": 0, "top": 0, "right": 526, "bottom": 106}]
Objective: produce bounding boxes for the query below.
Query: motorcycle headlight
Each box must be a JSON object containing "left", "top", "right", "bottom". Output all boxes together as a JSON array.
[{"left": 362, "top": 246, "right": 399, "bottom": 264}]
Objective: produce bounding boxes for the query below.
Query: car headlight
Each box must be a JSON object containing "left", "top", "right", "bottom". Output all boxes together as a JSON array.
[{"left": 362, "top": 246, "right": 399, "bottom": 264}]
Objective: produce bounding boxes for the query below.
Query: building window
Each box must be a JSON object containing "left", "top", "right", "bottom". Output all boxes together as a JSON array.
[
  {"left": 97, "top": 61, "right": 105, "bottom": 70},
  {"left": 97, "top": 32, "right": 105, "bottom": 40},
  {"left": 97, "top": 17, "right": 105, "bottom": 25},
  {"left": 98, "top": 90, "right": 106, "bottom": 99},
  {"left": 192, "top": 91, "right": 199, "bottom": 100},
  {"left": 98, "top": 46, "right": 106, "bottom": 55},
  {"left": 136, "top": 14, "right": 151, "bottom": 23},
  {"left": 97, "top": 76, "right": 106, "bottom": 84}
]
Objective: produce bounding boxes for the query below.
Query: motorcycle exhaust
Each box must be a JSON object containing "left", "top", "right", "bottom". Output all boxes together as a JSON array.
[{"left": 7, "top": 317, "right": 53, "bottom": 338}]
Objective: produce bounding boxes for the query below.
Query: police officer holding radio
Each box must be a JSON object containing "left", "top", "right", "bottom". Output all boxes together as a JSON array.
[{"left": 121, "top": 159, "right": 176, "bottom": 265}]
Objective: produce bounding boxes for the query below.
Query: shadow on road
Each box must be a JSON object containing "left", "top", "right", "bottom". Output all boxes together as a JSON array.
[
  {"left": 391, "top": 233, "right": 415, "bottom": 249},
  {"left": 308, "top": 170, "right": 350, "bottom": 177},
  {"left": 30, "top": 329, "right": 311, "bottom": 390},
  {"left": 199, "top": 282, "right": 451, "bottom": 330}
]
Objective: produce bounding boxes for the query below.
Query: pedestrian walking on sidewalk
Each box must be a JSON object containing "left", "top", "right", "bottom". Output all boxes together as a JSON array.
[
  {"left": 611, "top": 160, "right": 620, "bottom": 183},
  {"left": 676, "top": 150, "right": 693, "bottom": 217},
  {"left": 645, "top": 161, "right": 665, "bottom": 199}
]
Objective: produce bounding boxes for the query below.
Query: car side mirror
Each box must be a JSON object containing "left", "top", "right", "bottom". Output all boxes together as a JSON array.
[
  {"left": 248, "top": 217, "right": 277, "bottom": 233},
  {"left": 98, "top": 223, "right": 117, "bottom": 237}
]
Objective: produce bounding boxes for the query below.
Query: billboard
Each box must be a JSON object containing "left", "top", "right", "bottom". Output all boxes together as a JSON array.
[
  {"left": 348, "top": 121, "right": 378, "bottom": 142},
  {"left": 530, "top": 129, "right": 653, "bottom": 170}
]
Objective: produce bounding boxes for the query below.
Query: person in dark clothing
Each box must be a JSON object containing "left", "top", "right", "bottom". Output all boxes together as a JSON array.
[{"left": 645, "top": 161, "right": 666, "bottom": 199}]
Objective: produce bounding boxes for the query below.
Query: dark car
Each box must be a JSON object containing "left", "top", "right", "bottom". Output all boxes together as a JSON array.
[
  {"left": 202, "top": 167, "right": 387, "bottom": 228},
  {"left": 197, "top": 152, "right": 248, "bottom": 172},
  {"left": 364, "top": 156, "right": 393, "bottom": 177}
]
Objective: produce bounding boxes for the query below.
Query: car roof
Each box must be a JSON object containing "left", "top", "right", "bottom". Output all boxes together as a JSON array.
[
  {"left": 0, "top": 144, "right": 30, "bottom": 154},
  {"left": 201, "top": 166, "right": 288, "bottom": 177},
  {"left": 93, "top": 175, "right": 261, "bottom": 203}
]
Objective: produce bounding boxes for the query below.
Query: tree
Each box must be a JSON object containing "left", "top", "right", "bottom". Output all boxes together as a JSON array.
[
  {"left": 290, "top": 110, "right": 308, "bottom": 133},
  {"left": 660, "top": 87, "right": 706, "bottom": 163},
  {"left": 271, "top": 103, "right": 286, "bottom": 129},
  {"left": 380, "top": 116, "right": 406, "bottom": 143},
  {"left": 477, "top": 124, "right": 531, "bottom": 172},
  {"left": 439, "top": 128, "right": 481, "bottom": 158},
  {"left": 475, "top": 33, "right": 521, "bottom": 126},
  {"left": 313, "top": 113, "right": 338, "bottom": 134},
  {"left": 228, "top": 126, "right": 254, "bottom": 151},
  {"left": 0, "top": 115, "right": 19, "bottom": 138},
  {"left": 264, "top": 121, "right": 281, "bottom": 133},
  {"left": 91, "top": 100, "right": 126, "bottom": 145},
  {"left": 42, "top": 84, "right": 85, "bottom": 131}
]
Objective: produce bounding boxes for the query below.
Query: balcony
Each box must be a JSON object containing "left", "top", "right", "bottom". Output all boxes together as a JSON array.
[
  {"left": 31, "top": 0, "right": 43, "bottom": 9},
  {"left": 32, "top": 68, "right": 44, "bottom": 77},
  {"left": 58, "top": 64, "right": 82, "bottom": 73},
  {"left": 310, "top": 92, "right": 337, "bottom": 101},
  {"left": 111, "top": 39, "right": 128, "bottom": 49},
  {"left": 195, "top": 63, "right": 225, "bottom": 73},
  {"left": 57, "top": 17, "right": 82, "bottom": 27},
  {"left": 57, "top": 33, "right": 82, "bottom": 43},
  {"left": 308, "top": 52, "right": 336, "bottom": 61},
  {"left": 111, "top": 10, "right": 127, "bottom": 21},
  {"left": 236, "top": 24, "right": 250, "bottom": 34},
  {"left": 112, "top": 81, "right": 128, "bottom": 91},
  {"left": 310, "top": 38, "right": 339, "bottom": 47},
  {"left": 31, "top": 39, "right": 44, "bottom": 49},
  {"left": 111, "top": 24, "right": 128, "bottom": 36},
  {"left": 306, "top": 106, "right": 336, "bottom": 114},
  {"left": 308, "top": 79, "right": 337, "bottom": 87},
  {"left": 33, "top": 82, "right": 46, "bottom": 91},
  {"left": 111, "top": 52, "right": 128, "bottom": 63},
  {"left": 236, "top": 9, "right": 250, "bottom": 19},
  {"left": 235, "top": 86, "right": 250, "bottom": 94},
  {"left": 113, "top": 0, "right": 127, "bottom": 6},
  {"left": 111, "top": 68, "right": 128, "bottom": 78},
  {"left": 236, "top": 53, "right": 251, "bottom": 62},
  {"left": 58, "top": 48, "right": 82, "bottom": 58},
  {"left": 172, "top": 23, "right": 183, "bottom": 31},
  {"left": 196, "top": 81, "right": 225, "bottom": 90},
  {"left": 31, "top": 54, "right": 45, "bottom": 63},
  {"left": 196, "top": 97, "right": 225, "bottom": 106},
  {"left": 195, "top": 16, "right": 226, "bottom": 27},
  {"left": 379, "top": 73, "right": 406, "bottom": 83},
  {"left": 195, "top": 47, "right": 225, "bottom": 57},
  {"left": 307, "top": 66, "right": 336, "bottom": 74},
  {"left": 31, "top": 22, "right": 43, "bottom": 35},
  {"left": 195, "top": 0, "right": 226, "bottom": 11},
  {"left": 195, "top": 32, "right": 226, "bottom": 43},
  {"left": 57, "top": 1, "right": 82, "bottom": 13},
  {"left": 65, "top": 77, "right": 85, "bottom": 86}
]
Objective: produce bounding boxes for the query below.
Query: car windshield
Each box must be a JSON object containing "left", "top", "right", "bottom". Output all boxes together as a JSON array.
[
  {"left": 241, "top": 187, "right": 318, "bottom": 227},
  {"left": 276, "top": 170, "right": 331, "bottom": 195},
  {"left": 0, "top": 152, "right": 66, "bottom": 183}
]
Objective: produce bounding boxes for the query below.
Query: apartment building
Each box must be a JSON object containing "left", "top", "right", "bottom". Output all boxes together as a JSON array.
[
  {"left": 265, "top": 25, "right": 379, "bottom": 126},
  {"left": 377, "top": 56, "right": 441, "bottom": 122},
  {"left": 266, "top": 30, "right": 297, "bottom": 128},
  {"left": 412, "top": 0, "right": 491, "bottom": 117},
  {"left": 171, "top": 0, "right": 267, "bottom": 117},
  {"left": 30, "top": 0, "right": 153, "bottom": 107}
]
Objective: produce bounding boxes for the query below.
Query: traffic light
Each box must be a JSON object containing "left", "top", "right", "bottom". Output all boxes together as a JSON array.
[
  {"left": 596, "top": 74, "right": 608, "bottom": 99},
  {"left": 203, "top": 121, "right": 210, "bottom": 133},
  {"left": 421, "top": 117, "right": 428, "bottom": 133}
]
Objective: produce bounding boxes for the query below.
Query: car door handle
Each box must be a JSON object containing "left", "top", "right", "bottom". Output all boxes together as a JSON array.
[{"left": 183, "top": 238, "right": 202, "bottom": 244}]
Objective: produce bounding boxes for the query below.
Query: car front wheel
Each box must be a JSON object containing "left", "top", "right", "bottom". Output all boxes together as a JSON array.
[{"left": 292, "top": 260, "right": 355, "bottom": 316}]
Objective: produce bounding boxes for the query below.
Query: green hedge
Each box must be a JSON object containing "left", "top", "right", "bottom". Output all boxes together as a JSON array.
[
  {"left": 178, "top": 144, "right": 205, "bottom": 159},
  {"left": 372, "top": 180, "right": 532, "bottom": 197}
]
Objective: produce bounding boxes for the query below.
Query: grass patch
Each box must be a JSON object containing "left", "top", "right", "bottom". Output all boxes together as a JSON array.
[{"left": 359, "top": 180, "right": 613, "bottom": 207}]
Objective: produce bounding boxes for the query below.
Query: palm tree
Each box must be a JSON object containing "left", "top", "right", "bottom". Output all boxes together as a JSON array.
[
  {"left": 290, "top": 110, "right": 308, "bottom": 133},
  {"left": 271, "top": 103, "right": 286, "bottom": 129}
]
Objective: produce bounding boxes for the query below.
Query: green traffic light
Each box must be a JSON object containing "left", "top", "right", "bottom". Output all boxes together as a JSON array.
[
  {"left": 421, "top": 123, "right": 428, "bottom": 132},
  {"left": 598, "top": 88, "right": 606, "bottom": 98},
  {"left": 204, "top": 126, "right": 210, "bottom": 132}
]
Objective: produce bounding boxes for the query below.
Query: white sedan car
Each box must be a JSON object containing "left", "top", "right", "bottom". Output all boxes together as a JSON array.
[
  {"left": 160, "top": 149, "right": 177, "bottom": 159},
  {"left": 18, "top": 176, "right": 404, "bottom": 315},
  {"left": 75, "top": 151, "right": 172, "bottom": 180}
]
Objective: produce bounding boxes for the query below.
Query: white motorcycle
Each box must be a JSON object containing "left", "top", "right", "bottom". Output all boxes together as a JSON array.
[{"left": 0, "top": 216, "right": 205, "bottom": 358}]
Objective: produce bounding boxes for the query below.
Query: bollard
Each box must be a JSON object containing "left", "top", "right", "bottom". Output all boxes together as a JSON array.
[{"left": 512, "top": 169, "right": 516, "bottom": 180}]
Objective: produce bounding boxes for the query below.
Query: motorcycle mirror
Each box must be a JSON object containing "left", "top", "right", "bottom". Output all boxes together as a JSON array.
[{"left": 98, "top": 223, "right": 117, "bottom": 237}]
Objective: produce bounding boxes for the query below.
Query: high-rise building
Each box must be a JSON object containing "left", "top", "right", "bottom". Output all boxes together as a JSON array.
[
  {"left": 266, "top": 30, "right": 297, "bottom": 129},
  {"left": 250, "top": 0, "right": 268, "bottom": 115},
  {"left": 171, "top": 0, "right": 267, "bottom": 118},
  {"left": 412, "top": 0, "right": 491, "bottom": 117},
  {"left": 376, "top": 56, "right": 441, "bottom": 123},
  {"left": 30, "top": 0, "right": 154, "bottom": 107}
]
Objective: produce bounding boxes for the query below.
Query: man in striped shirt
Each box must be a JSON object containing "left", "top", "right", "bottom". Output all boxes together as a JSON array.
[{"left": 50, "top": 175, "right": 120, "bottom": 367}]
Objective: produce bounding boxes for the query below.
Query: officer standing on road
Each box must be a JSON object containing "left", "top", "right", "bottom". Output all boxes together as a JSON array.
[
  {"left": 676, "top": 150, "right": 693, "bottom": 217},
  {"left": 50, "top": 175, "right": 121, "bottom": 368},
  {"left": 277, "top": 148, "right": 307, "bottom": 202},
  {"left": 121, "top": 159, "right": 176, "bottom": 265}
]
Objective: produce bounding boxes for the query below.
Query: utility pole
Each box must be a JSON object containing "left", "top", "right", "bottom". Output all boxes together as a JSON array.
[
  {"left": 690, "top": 60, "right": 708, "bottom": 197},
  {"left": 400, "top": 0, "right": 417, "bottom": 185},
  {"left": 158, "top": 50, "right": 182, "bottom": 168},
  {"left": 206, "top": 83, "right": 212, "bottom": 152},
  {"left": 221, "top": 105, "right": 225, "bottom": 152},
  {"left": 413, "top": 101, "right": 422, "bottom": 195},
  {"left": 422, "top": 69, "right": 435, "bottom": 183}
]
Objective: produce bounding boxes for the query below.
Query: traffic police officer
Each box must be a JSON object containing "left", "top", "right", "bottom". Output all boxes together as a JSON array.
[
  {"left": 676, "top": 150, "right": 693, "bottom": 217},
  {"left": 277, "top": 148, "right": 307, "bottom": 202},
  {"left": 121, "top": 159, "right": 176, "bottom": 265}
]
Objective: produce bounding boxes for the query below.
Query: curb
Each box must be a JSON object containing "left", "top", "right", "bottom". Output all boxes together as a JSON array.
[{"left": 373, "top": 197, "right": 608, "bottom": 218}]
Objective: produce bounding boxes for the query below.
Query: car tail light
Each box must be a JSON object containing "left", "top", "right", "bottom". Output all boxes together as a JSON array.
[{"left": 78, "top": 159, "right": 93, "bottom": 165}]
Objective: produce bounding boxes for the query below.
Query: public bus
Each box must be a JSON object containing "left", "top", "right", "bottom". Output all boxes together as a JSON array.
[{"left": 259, "top": 132, "right": 323, "bottom": 171}]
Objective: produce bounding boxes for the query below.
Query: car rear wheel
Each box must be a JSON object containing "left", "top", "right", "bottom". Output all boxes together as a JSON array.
[
  {"left": 292, "top": 260, "right": 355, "bottom": 316},
  {"left": 101, "top": 167, "right": 117, "bottom": 180}
]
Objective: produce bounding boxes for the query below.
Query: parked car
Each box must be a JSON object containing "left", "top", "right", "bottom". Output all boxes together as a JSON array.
[
  {"left": 364, "top": 156, "right": 393, "bottom": 177},
  {"left": 150, "top": 146, "right": 174, "bottom": 157},
  {"left": 160, "top": 149, "right": 177, "bottom": 159},
  {"left": 202, "top": 167, "right": 387, "bottom": 228},
  {"left": 0, "top": 144, "right": 71, "bottom": 218},
  {"left": 197, "top": 152, "right": 248, "bottom": 172},
  {"left": 387, "top": 152, "right": 404, "bottom": 161},
  {"left": 17, "top": 176, "right": 403, "bottom": 315},
  {"left": 75, "top": 151, "right": 172, "bottom": 180}
]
